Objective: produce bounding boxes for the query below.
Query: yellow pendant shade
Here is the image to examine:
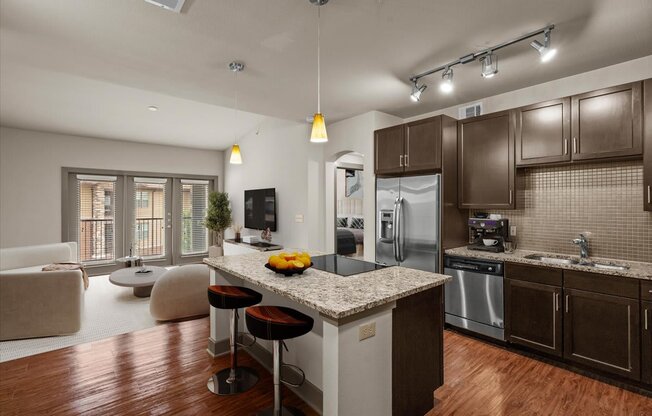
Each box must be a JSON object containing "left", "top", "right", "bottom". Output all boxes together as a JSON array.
[
  {"left": 229, "top": 144, "right": 243, "bottom": 164},
  {"left": 310, "top": 113, "right": 328, "bottom": 143}
]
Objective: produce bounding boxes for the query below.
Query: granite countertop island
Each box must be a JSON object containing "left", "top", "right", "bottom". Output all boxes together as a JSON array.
[
  {"left": 204, "top": 250, "right": 451, "bottom": 320},
  {"left": 445, "top": 246, "right": 652, "bottom": 280},
  {"left": 204, "top": 250, "right": 450, "bottom": 416}
]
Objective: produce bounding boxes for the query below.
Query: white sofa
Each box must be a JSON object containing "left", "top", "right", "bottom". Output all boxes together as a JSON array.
[
  {"left": 149, "top": 264, "right": 210, "bottom": 321},
  {"left": 0, "top": 242, "right": 84, "bottom": 340}
]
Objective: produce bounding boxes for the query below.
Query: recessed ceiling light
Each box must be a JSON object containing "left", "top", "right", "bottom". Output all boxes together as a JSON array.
[{"left": 147, "top": 106, "right": 159, "bottom": 112}]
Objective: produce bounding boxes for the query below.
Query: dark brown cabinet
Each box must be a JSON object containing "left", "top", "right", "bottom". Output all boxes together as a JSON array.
[
  {"left": 458, "top": 110, "right": 515, "bottom": 209},
  {"left": 644, "top": 79, "right": 652, "bottom": 212},
  {"left": 642, "top": 300, "right": 652, "bottom": 384},
  {"left": 374, "top": 116, "right": 451, "bottom": 176},
  {"left": 405, "top": 117, "right": 442, "bottom": 173},
  {"left": 505, "top": 278, "right": 562, "bottom": 357},
  {"left": 515, "top": 98, "right": 571, "bottom": 166},
  {"left": 571, "top": 81, "right": 643, "bottom": 161},
  {"left": 374, "top": 124, "right": 405, "bottom": 176},
  {"left": 563, "top": 288, "right": 640, "bottom": 380}
]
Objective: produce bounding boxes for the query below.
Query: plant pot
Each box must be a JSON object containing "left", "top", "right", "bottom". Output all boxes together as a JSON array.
[
  {"left": 208, "top": 245, "right": 224, "bottom": 257},
  {"left": 234, "top": 233, "right": 242, "bottom": 243}
]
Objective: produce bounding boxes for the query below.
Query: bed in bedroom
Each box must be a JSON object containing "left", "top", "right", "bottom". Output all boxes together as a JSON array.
[{"left": 336, "top": 217, "right": 364, "bottom": 256}]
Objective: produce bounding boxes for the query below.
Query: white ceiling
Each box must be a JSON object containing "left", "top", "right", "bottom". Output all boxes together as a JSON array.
[{"left": 1, "top": 0, "right": 651, "bottom": 150}]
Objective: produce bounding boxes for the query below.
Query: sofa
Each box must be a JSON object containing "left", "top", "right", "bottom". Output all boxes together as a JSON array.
[
  {"left": 0, "top": 242, "right": 84, "bottom": 341},
  {"left": 149, "top": 264, "right": 210, "bottom": 321}
]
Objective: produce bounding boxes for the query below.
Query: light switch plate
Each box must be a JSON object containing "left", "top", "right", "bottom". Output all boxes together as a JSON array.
[
  {"left": 359, "top": 322, "right": 376, "bottom": 341},
  {"left": 295, "top": 214, "right": 304, "bottom": 223}
]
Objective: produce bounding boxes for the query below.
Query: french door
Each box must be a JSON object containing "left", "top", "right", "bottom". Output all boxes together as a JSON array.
[{"left": 65, "top": 169, "right": 215, "bottom": 274}]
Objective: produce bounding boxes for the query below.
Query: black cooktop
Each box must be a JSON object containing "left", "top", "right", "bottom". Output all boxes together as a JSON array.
[{"left": 310, "top": 254, "right": 386, "bottom": 277}]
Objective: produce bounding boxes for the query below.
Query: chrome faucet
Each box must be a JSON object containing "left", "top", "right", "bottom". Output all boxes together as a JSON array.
[{"left": 572, "top": 233, "right": 590, "bottom": 262}]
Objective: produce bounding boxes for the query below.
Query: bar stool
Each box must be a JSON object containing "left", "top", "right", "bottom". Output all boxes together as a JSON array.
[
  {"left": 207, "top": 285, "right": 263, "bottom": 395},
  {"left": 245, "top": 305, "right": 314, "bottom": 416}
]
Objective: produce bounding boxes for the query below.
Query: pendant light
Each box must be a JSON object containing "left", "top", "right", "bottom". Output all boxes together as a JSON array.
[
  {"left": 229, "top": 61, "right": 244, "bottom": 164},
  {"left": 310, "top": 0, "right": 328, "bottom": 143}
]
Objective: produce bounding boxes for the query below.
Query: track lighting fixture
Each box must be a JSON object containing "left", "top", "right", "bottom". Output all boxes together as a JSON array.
[
  {"left": 480, "top": 52, "right": 498, "bottom": 78},
  {"left": 410, "top": 81, "right": 427, "bottom": 102},
  {"left": 408, "top": 24, "right": 555, "bottom": 101},
  {"left": 530, "top": 29, "right": 557, "bottom": 63},
  {"left": 439, "top": 67, "right": 453, "bottom": 93}
]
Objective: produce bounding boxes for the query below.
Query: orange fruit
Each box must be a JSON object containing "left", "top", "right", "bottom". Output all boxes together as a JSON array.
[
  {"left": 291, "top": 260, "right": 305, "bottom": 269},
  {"left": 283, "top": 254, "right": 296, "bottom": 261},
  {"left": 276, "top": 260, "right": 289, "bottom": 270},
  {"left": 298, "top": 256, "right": 311, "bottom": 266},
  {"left": 268, "top": 255, "right": 281, "bottom": 267}
]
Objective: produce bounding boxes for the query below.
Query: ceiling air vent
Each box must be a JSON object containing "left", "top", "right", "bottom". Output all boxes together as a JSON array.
[
  {"left": 458, "top": 102, "right": 483, "bottom": 119},
  {"left": 144, "top": 0, "right": 186, "bottom": 13}
]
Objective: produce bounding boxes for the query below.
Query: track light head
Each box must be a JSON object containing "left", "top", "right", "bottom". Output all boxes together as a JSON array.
[
  {"left": 410, "top": 81, "right": 427, "bottom": 102},
  {"left": 481, "top": 53, "right": 498, "bottom": 78},
  {"left": 439, "top": 67, "right": 454, "bottom": 93},
  {"left": 530, "top": 30, "right": 557, "bottom": 63}
]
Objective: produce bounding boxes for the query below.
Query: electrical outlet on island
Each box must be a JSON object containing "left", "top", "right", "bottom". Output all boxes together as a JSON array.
[{"left": 359, "top": 322, "right": 376, "bottom": 341}]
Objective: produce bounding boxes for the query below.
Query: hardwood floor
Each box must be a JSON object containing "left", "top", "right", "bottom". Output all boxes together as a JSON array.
[
  {"left": 429, "top": 331, "right": 652, "bottom": 416},
  {"left": 0, "top": 318, "right": 316, "bottom": 416},
  {"left": 1, "top": 319, "right": 650, "bottom": 415}
]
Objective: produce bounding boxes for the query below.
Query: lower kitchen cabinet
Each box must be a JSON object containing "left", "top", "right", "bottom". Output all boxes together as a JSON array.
[
  {"left": 505, "top": 278, "right": 562, "bottom": 357},
  {"left": 563, "top": 288, "right": 640, "bottom": 381},
  {"left": 642, "top": 301, "right": 652, "bottom": 384}
]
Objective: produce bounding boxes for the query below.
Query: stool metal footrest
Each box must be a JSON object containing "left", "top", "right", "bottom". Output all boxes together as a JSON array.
[
  {"left": 207, "top": 366, "right": 259, "bottom": 395},
  {"left": 280, "top": 363, "right": 306, "bottom": 388}
]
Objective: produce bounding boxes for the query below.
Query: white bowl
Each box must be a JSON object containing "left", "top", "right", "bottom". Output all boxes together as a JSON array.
[{"left": 482, "top": 239, "right": 498, "bottom": 246}]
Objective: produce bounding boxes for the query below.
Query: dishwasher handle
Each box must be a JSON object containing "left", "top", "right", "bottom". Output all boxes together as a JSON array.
[{"left": 444, "top": 256, "right": 504, "bottom": 276}]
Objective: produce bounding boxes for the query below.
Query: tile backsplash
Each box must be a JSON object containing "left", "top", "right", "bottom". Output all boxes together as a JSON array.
[{"left": 475, "top": 160, "right": 652, "bottom": 263}]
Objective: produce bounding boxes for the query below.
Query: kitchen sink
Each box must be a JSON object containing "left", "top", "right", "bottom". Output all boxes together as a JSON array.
[
  {"left": 589, "top": 262, "right": 630, "bottom": 271},
  {"left": 524, "top": 254, "right": 579, "bottom": 265}
]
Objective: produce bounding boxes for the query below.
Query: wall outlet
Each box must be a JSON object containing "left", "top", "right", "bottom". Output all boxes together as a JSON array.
[
  {"left": 359, "top": 322, "right": 376, "bottom": 341},
  {"left": 295, "top": 214, "right": 304, "bottom": 223},
  {"left": 510, "top": 226, "right": 517, "bottom": 236}
]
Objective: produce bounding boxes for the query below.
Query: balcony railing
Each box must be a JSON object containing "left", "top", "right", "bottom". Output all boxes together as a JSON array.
[
  {"left": 135, "top": 217, "right": 164, "bottom": 257},
  {"left": 79, "top": 218, "right": 114, "bottom": 263}
]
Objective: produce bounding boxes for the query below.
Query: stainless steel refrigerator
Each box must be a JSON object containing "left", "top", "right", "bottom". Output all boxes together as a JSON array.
[{"left": 376, "top": 174, "right": 440, "bottom": 273}]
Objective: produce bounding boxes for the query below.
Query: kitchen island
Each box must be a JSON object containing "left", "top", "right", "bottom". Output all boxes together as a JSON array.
[{"left": 204, "top": 251, "right": 451, "bottom": 416}]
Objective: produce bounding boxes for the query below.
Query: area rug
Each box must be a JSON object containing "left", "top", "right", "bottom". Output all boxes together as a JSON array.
[{"left": 0, "top": 273, "right": 160, "bottom": 362}]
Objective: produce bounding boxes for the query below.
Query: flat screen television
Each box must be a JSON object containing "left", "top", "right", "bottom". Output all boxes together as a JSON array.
[{"left": 244, "top": 188, "right": 277, "bottom": 231}]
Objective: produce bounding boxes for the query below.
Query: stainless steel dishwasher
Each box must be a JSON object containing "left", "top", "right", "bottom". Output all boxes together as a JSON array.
[{"left": 444, "top": 256, "right": 505, "bottom": 341}]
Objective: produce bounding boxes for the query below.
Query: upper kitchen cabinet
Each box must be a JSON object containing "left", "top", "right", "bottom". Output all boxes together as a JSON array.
[
  {"left": 374, "top": 115, "right": 451, "bottom": 176},
  {"left": 458, "top": 110, "right": 515, "bottom": 209},
  {"left": 571, "top": 81, "right": 643, "bottom": 161},
  {"left": 644, "top": 79, "right": 651, "bottom": 212},
  {"left": 374, "top": 124, "right": 405, "bottom": 176},
  {"left": 515, "top": 98, "right": 571, "bottom": 166},
  {"left": 404, "top": 116, "right": 442, "bottom": 173}
]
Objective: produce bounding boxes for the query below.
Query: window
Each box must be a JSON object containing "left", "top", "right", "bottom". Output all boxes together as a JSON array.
[
  {"left": 181, "top": 179, "right": 209, "bottom": 255},
  {"left": 133, "top": 178, "right": 167, "bottom": 258},
  {"left": 75, "top": 175, "right": 117, "bottom": 264},
  {"left": 136, "top": 191, "right": 149, "bottom": 208}
]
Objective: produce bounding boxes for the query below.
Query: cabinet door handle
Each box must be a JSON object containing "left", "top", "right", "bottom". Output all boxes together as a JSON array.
[
  {"left": 648, "top": 185, "right": 651, "bottom": 204},
  {"left": 509, "top": 190, "right": 513, "bottom": 205},
  {"left": 399, "top": 154, "right": 403, "bottom": 167},
  {"left": 405, "top": 154, "right": 409, "bottom": 167},
  {"left": 555, "top": 293, "right": 560, "bottom": 312},
  {"left": 573, "top": 137, "right": 577, "bottom": 154},
  {"left": 564, "top": 139, "right": 568, "bottom": 155},
  {"left": 646, "top": 309, "right": 649, "bottom": 331},
  {"left": 565, "top": 295, "right": 569, "bottom": 313}
]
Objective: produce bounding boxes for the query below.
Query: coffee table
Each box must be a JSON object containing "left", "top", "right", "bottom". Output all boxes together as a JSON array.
[{"left": 109, "top": 266, "right": 166, "bottom": 297}]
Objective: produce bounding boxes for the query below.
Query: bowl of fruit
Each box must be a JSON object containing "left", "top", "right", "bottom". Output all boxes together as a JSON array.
[{"left": 265, "top": 252, "right": 312, "bottom": 276}]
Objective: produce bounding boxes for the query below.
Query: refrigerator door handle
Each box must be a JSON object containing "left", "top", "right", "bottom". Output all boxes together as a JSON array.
[
  {"left": 392, "top": 197, "right": 400, "bottom": 262},
  {"left": 397, "top": 197, "right": 405, "bottom": 262}
]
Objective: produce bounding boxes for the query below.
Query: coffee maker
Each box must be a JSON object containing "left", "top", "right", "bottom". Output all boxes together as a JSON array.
[{"left": 467, "top": 218, "right": 509, "bottom": 253}]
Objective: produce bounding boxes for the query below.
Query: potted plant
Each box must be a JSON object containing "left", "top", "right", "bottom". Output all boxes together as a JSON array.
[{"left": 204, "top": 191, "right": 232, "bottom": 257}]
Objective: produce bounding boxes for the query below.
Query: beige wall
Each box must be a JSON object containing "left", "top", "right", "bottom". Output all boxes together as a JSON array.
[{"left": 0, "top": 126, "right": 224, "bottom": 248}]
